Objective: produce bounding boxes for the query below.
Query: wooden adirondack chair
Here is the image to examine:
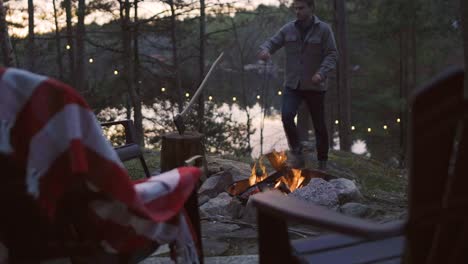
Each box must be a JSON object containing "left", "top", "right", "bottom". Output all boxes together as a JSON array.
[
  {"left": 0, "top": 68, "right": 203, "bottom": 263},
  {"left": 251, "top": 67, "right": 468, "bottom": 264},
  {"left": 101, "top": 119, "right": 151, "bottom": 178}
]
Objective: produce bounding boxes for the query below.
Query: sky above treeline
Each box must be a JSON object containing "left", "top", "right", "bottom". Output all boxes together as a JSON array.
[{"left": 6, "top": 0, "right": 284, "bottom": 37}]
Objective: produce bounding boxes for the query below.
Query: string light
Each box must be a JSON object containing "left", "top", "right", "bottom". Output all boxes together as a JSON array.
[
  {"left": 351, "top": 126, "right": 355, "bottom": 130},
  {"left": 88, "top": 58, "right": 93, "bottom": 63},
  {"left": 185, "top": 92, "right": 190, "bottom": 98},
  {"left": 232, "top": 97, "right": 237, "bottom": 102},
  {"left": 397, "top": 118, "right": 401, "bottom": 123},
  {"left": 161, "top": 87, "right": 166, "bottom": 92},
  {"left": 66, "top": 44, "right": 71, "bottom": 50},
  {"left": 383, "top": 125, "right": 388, "bottom": 130},
  {"left": 256, "top": 95, "right": 261, "bottom": 100},
  {"left": 208, "top": 95, "right": 213, "bottom": 101},
  {"left": 367, "top": 128, "right": 372, "bottom": 133},
  {"left": 335, "top": 120, "right": 339, "bottom": 125},
  {"left": 278, "top": 90, "right": 282, "bottom": 96},
  {"left": 113, "top": 70, "right": 119, "bottom": 75}
]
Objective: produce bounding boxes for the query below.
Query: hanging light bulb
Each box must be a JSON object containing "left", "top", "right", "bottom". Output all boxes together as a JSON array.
[
  {"left": 114, "top": 70, "right": 119, "bottom": 75},
  {"left": 367, "top": 128, "right": 372, "bottom": 133},
  {"left": 397, "top": 118, "right": 401, "bottom": 123},
  {"left": 278, "top": 90, "right": 282, "bottom": 96},
  {"left": 256, "top": 95, "right": 261, "bottom": 100},
  {"left": 232, "top": 97, "right": 237, "bottom": 102},
  {"left": 208, "top": 95, "right": 213, "bottom": 101},
  {"left": 185, "top": 92, "right": 190, "bottom": 98},
  {"left": 161, "top": 87, "right": 166, "bottom": 92},
  {"left": 88, "top": 58, "right": 94, "bottom": 63},
  {"left": 383, "top": 125, "right": 388, "bottom": 130},
  {"left": 66, "top": 44, "right": 71, "bottom": 50},
  {"left": 335, "top": 120, "right": 339, "bottom": 125},
  {"left": 351, "top": 126, "right": 355, "bottom": 130}
]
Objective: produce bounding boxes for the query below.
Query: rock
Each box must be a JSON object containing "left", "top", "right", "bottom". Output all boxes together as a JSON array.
[
  {"left": 202, "top": 239, "right": 230, "bottom": 256},
  {"left": 227, "top": 198, "right": 244, "bottom": 219},
  {"left": 206, "top": 156, "right": 252, "bottom": 181},
  {"left": 200, "top": 192, "right": 234, "bottom": 217},
  {"left": 199, "top": 171, "right": 234, "bottom": 198},
  {"left": 222, "top": 228, "right": 258, "bottom": 239},
  {"left": 198, "top": 195, "right": 210, "bottom": 206},
  {"left": 201, "top": 221, "right": 241, "bottom": 238},
  {"left": 240, "top": 197, "right": 257, "bottom": 223},
  {"left": 204, "top": 255, "right": 258, "bottom": 264},
  {"left": 291, "top": 178, "right": 339, "bottom": 208},
  {"left": 340, "top": 202, "right": 371, "bottom": 217},
  {"left": 140, "top": 255, "right": 259, "bottom": 264},
  {"left": 329, "top": 178, "right": 363, "bottom": 204}
]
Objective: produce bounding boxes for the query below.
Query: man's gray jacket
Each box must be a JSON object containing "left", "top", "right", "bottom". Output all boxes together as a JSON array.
[{"left": 260, "top": 16, "right": 338, "bottom": 91}]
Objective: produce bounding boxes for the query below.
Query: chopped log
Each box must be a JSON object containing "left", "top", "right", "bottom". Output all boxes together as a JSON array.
[
  {"left": 160, "top": 131, "right": 205, "bottom": 173},
  {"left": 160, "top": 131, "right": 206, "bottom": 263}
]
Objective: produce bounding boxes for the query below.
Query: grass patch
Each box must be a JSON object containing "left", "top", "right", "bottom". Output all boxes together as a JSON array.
[
  {"left": 329, "top": 150, "right": 407, "bottom": 199},
  {"left": 123, "top": 149, "right": 161, "bottom": 180}
]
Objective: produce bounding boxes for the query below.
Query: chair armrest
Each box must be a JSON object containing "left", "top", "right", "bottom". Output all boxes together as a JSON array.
[
  {"left": 101, "top": 119, "right": 136, "bottom": 145},
  {"left": 251, "top": 190, "right": 406, "bottom": 239}
]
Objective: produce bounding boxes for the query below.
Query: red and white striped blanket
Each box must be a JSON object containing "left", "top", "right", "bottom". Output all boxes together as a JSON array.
[{"left": 0, "top": 68, "right": 201, "bottom": 263}]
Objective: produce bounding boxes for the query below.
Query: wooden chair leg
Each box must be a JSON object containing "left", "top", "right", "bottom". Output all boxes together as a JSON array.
[
  {"left": 257, "top": 210, "right": 296, "bottom": 264},
  {"left": 139, "top": 155, "right": 151, "bottom": 178},
  {"left": 184, "top": 190, "right": 204, "bottom": 264}
]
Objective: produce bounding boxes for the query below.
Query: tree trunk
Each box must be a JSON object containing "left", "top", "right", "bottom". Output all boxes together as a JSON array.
[
  {"left": 197, "top": 0, "right": 206, "bottom": 133},
  {"left": 26, "top": 0, "right": 36, "bottom": 71},
  {"left": 334, "top": 0, "right": 351, "bottom": 152},
  {"left": 133, "top": 0, "right": 144, "bottom": 144},
  {"left": 75, "top": 0, "right": 86, "bottom": 93},
  {"left": 462, "top": 0, "right": 468, "bottom": 97},
  {"left": 0, "top": 0, "right": 14, "bottom": 67},
  {"left": 52, "top": 0, "right": 64, "bottom": 80},
  {"left": 398, "top": 0, "right": 417, "bottom": 167},
  {"left": 169, "top": 0, "right": 184, "bottom": 113},
  {"left": 231, "top": 18, "right": 252, "bottom": 154},
  {"left": 65, "top": 0, "right": 75, "bottom": 86},
  {"left": 120, "top": 0, "right": 143, "bottom": 145}
]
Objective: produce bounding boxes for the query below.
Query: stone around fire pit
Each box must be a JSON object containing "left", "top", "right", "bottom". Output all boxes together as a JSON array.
[
  {"left": 291, "top": 178, "right": 340, "bottom": 209},
  {"left": 199, "top": 170, "right": 234, "bottom": 199},
  {"left": 329, "top": 178, "right": 363, "bottom": 204}
]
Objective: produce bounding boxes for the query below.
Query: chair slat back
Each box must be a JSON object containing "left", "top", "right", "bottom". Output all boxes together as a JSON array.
[{"left": 406, "top": 67, "right": 465, "bottom": 264}]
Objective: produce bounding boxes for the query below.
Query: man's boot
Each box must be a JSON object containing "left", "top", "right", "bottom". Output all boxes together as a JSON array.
[{"left": 287, "top": 150, "right": 305, "bottom": 169}]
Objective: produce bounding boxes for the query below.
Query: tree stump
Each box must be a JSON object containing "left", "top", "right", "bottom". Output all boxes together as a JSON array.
[
  {"left": 160, "top": 131, "right": 205, "bottom": 173},
  {"left": 160, "top": 131, "right": 205, "bottom": 262}
]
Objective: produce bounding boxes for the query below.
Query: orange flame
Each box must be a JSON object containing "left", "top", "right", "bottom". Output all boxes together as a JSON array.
[
  {"left": 248, "top": 151, "right": 307, "bottom": 193},
  {"left": 249, "top": 157, "right": 268, "bottom": 186},
  {"left": 266, "top": 150, "right": 287, "bottom": 171}
]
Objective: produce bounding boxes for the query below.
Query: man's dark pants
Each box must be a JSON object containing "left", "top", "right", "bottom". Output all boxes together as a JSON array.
[{"left": 281, "top": 87, "right": 329, "bottom": 161}]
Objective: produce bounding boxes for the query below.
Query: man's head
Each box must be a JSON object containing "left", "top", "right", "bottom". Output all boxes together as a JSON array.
[{"left": 292, "top": 0, "right": 314, "bottom": 21}]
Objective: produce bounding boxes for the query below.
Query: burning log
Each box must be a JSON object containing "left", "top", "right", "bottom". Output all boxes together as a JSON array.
[{"left": 226, "top": 150, "right": 334, "bottom": 202}]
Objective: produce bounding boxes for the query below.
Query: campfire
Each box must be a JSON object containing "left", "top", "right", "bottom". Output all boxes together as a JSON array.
[{"left": 227, "top": 150, "right": 329, "bottom": 202}]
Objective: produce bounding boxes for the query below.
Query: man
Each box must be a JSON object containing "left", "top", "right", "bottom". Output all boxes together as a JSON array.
[{"left": 258, "top": 0, "right": 338, "bottom": 170}]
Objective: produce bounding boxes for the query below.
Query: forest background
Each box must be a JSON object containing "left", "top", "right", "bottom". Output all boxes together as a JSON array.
[{"left": 0, "top": 0, "right": 463, "bottom": 165}]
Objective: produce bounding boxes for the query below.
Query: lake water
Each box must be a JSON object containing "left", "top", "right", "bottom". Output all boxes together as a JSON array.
[{"left": 100, "top": 103, "right": 373, "bottom": 159}]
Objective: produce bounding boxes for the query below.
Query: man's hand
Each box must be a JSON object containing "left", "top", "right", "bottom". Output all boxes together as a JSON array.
[
  {"left": 258, "top": 50, "right": 271, "bottom": 61},
  {"left": 312, "top": 73, "right": 323, "bottom": 84}
]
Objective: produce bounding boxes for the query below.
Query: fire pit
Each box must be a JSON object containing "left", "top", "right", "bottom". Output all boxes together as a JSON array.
[{"left": 226, "top": 150, "right": 335, "bottom": 203}]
